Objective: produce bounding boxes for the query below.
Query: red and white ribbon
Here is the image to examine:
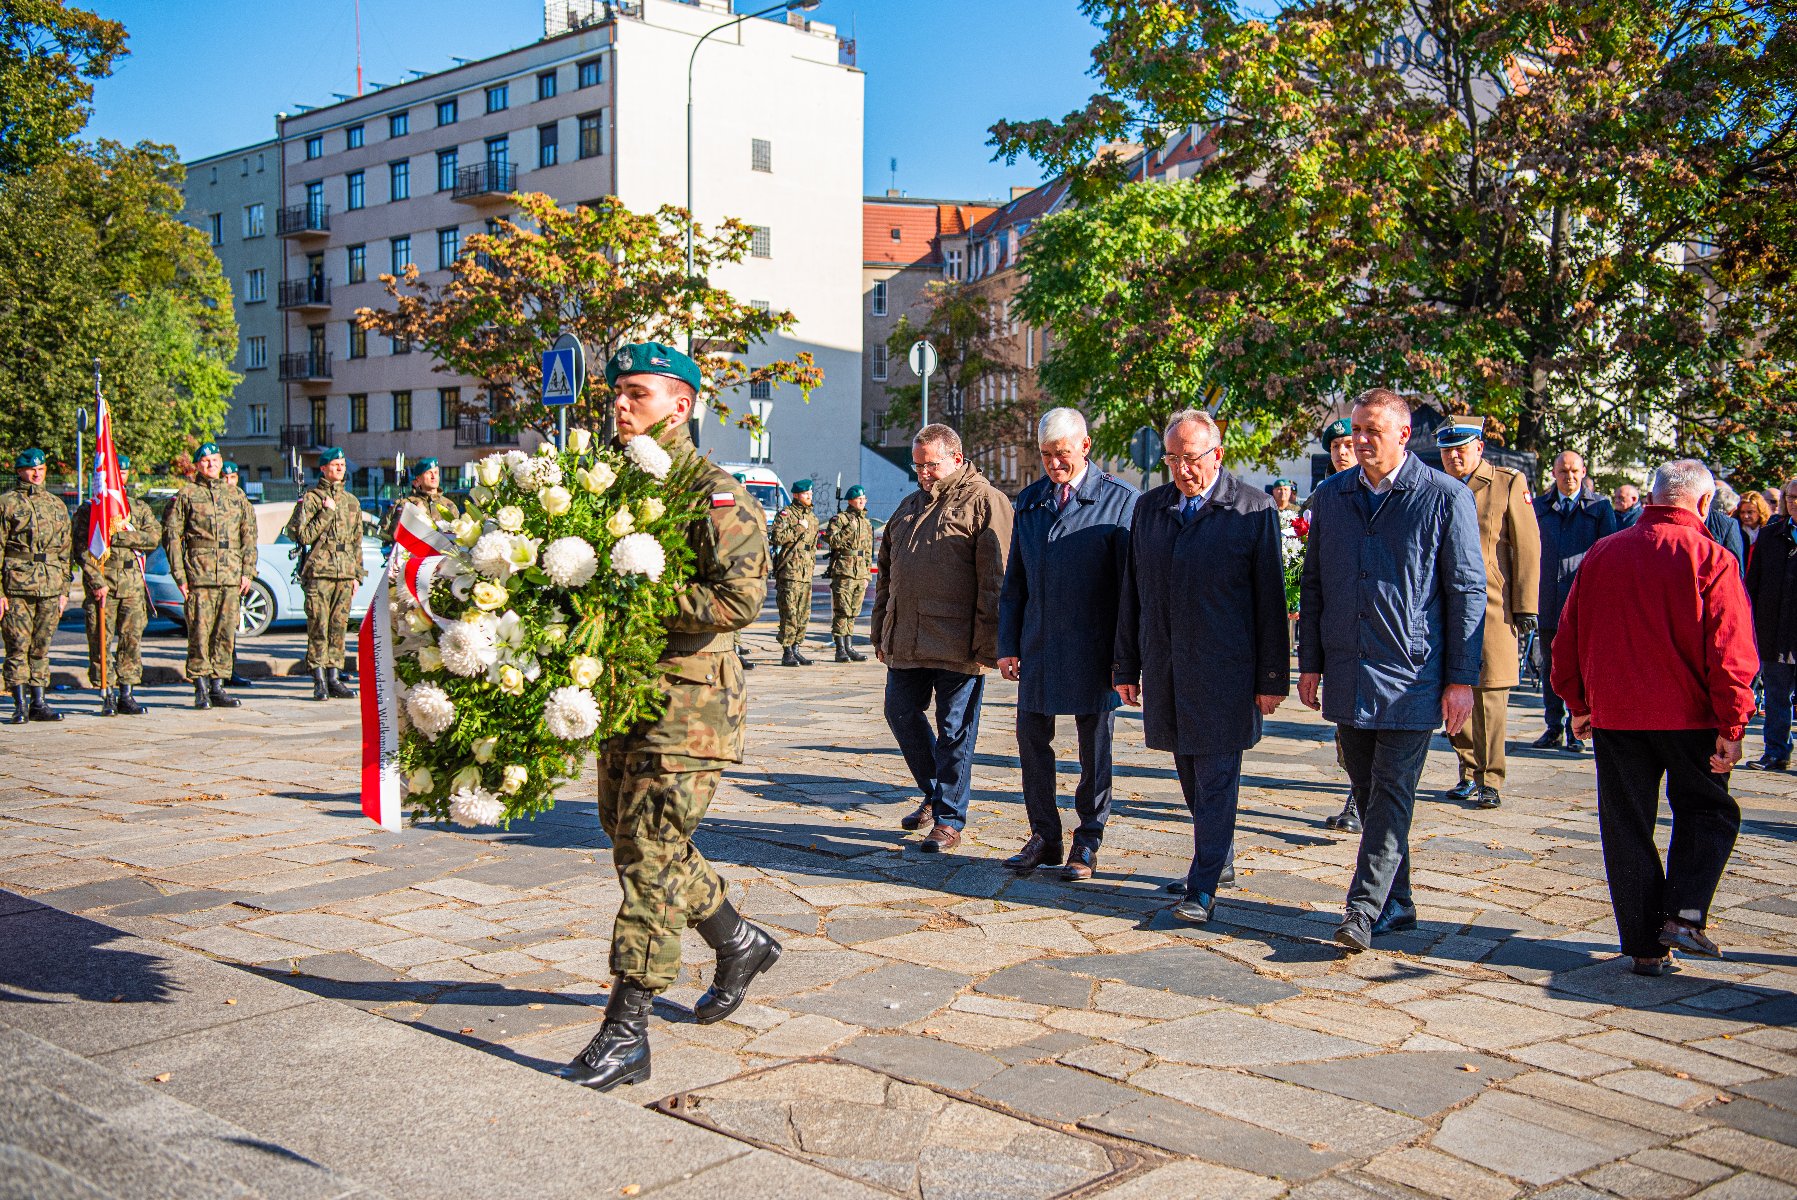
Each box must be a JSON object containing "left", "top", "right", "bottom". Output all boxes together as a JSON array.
[{"left": 358, "top": 570, "right": 402, "bottom": 832}]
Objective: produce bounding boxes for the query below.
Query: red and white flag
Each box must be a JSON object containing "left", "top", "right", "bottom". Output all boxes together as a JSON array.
[{"left": 87, "top": 393, "right": 130, "bottom": 561}]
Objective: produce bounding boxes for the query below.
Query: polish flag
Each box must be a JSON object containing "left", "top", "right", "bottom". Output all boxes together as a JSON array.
[{"left": 87, "top": 394, "right": 130, "bottom": 561}]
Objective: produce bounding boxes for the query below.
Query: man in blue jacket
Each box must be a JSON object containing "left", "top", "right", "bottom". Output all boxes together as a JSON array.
[
  {"left": 1533, "top": 451, "right": 1618, "bottom": 751},
  {"left": 1299, "top": 389, "right": 1486, "bottom": 952},
  {"left": 997, "top": 408, "right": 1139, "bottom": 881}
]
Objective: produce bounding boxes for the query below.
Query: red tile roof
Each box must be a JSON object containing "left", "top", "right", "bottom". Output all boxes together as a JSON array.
[{"left": 864, "top": 200, "right": 999, "bottom": 266}]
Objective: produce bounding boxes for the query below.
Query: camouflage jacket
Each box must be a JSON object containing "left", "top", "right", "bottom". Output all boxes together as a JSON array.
[
  {"left": 606, "top": 424, "right": 769, "bottom": 765},
  {"left": 72, "top": 494, "right": 161, "bottom": 597},
  {"left": 162, "top": 476, "right": 258, "bottom": 590},
  {"left": 291, "top": 480, "right": 367, "bottom": 582},
  {"left": 825, "top": 509, "right": 874, "bottom": 580},
  {"left": 0, "top": 483, "right": 73, "bottom": 598},
  {"left": 380, "top": 486, "right": 461, "bottom": 544},
  {"left": 770, "top": 503, "right": 818, "bottom": 581}
]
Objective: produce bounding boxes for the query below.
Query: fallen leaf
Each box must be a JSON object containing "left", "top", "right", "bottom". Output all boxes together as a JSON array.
[
  {"left": 1459, "top": 1064, "right": 1480, "bottom": 1073},
  {"left": 461, "top": 1027, "right": 475, "bottom": 1034},
  {"left": 110, "top": 995, "right": 124, "bottom": 1003},
  {"left": 1309, "top": 1142, "right": 1327, "bottom": 1151},
  {"left": 1717, "top": 1094, "right": 1734, "bottom": 1103},
  {"left": 1675, "top": 1072, "right": 1690, "bottom": 1080},
  {"left": 151, "top": 1073, "right": 171, "bottom": 1083},
  {"left": 528, "top": 1003, "right": 545, "bottom": 1010},
  {"left": 620, "top": 1187, "right": 641, "bottom": 1197},
  {"left": 224, "top": 998, "right": 238, "bottom": 1006}
]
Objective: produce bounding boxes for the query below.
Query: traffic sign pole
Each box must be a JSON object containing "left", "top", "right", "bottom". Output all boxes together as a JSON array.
[
  {"left": 541, "top": 331, "right": 586, "bottom": 451},
  {"left": 908, "top": 340, "right": 939, "bottom": 432}
]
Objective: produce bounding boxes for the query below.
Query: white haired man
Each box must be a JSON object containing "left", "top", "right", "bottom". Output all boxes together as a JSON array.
[{"left": 997, "top": 407, "right": 1139, "bottom": 880}]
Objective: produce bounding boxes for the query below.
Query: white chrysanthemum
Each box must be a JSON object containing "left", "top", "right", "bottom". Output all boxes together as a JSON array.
[
  {"left": 532, "top": 457, "right": 564, "bottom": 489},
  {"left": 509, "top": 455, "right": 542, "bottom": 491},
  {"left": 624, "top": 435, "right": 672, "bottom": 480},
  {"left": 448, "top": 786, "right": 505, "bottom": 828},
  {"left": 543, "top": 685, "right": 601, "bottom": 741},
  {"left": 542, "top": 536, "right": 599, "bottom": 588},
  {"left": 439, "top": 616, "right": 499, "bottom": 677},
  {"left": 610, "top": 532, "right": 667, "bottom": 581},
  {"left": 406, "top": 682, "right": 456, "bottom": 740},
  {"left": 471, "top": 531, "right": 516, "bottom": 578}
]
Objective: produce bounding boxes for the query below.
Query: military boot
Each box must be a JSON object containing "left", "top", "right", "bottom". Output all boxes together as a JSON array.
[
  {"left": 325, "top": 667, "right": 356, "bottom": 699},
  {"left": 206, "top": 678, "right": 241, "bottom": 709},
  {"left": 116, "top": 684, "right": 144, "bottom": 716},
  {"left": 311, "top": 668, "right": 329, "bottom": 702},
  {"left": 843, "top": 637, "right": 867, "bottom": 662},
  {"left": 8, "top": 685, "right": 26, "bottom": 724},
  {"left": 100, "top": 687, "right": 118, "bottom": 717},
  {"left": 192, "top": 680, "right": 211, "bottom": 710},
  {"left": 27, "top": 687, "right": 63, "bottom": 722},
  {"left": 564, "top": 978, "right": 654, "bottom": 1091},
  {"left": 738, "top": 647, "right": 755, "bottom": 671},
  {"left": 833, "top": 635, "right": 853, "bottom": 663},
  {"left": 692, "top": 899, "right": 783, "bottom": 1025}
]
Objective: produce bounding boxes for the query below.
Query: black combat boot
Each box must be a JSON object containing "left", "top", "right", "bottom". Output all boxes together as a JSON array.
[
  {"left": 844, "top": 637, "right": 867, "bottom": 662},
  {"left": 833, "top": 635, "right": 853, "bottom": 663},
  {"left": 325, "top": 667, "right": 356, "bottom": 699},
  {"left": 564, "top": 978, "right": 654, "bottom": 1091},
  {"left": 1324, "top": 789, "right": 1363, "bottom": 834},
  {"left": 692, "top": 899, "right": 783, "bottom": 1025},
  {"left": 26, "top": 687, "right": 62, "bottom": 722},
  {"left": 780, "top": 644, "right": 812, "bottom": 667},
  {"left": 311, "top": 668, "right": 329, "bottom": 702},
  {"left": 207, "top": 678, "right": 241, "bottom": 708},
  {"left": 738, "top": 647, "right": 755, "bottom": 671},
  {"left": 8, "top": 685, "right": 27, "bottom": 724},
  {"left": 192, "top": 680, "right": 211, "bottom": 710},
  {"left": 100, "top": 687, "right": 118, "bottom": 717},
  {"left": 116, "top": 684, "right": 144, "bottom": 716}
]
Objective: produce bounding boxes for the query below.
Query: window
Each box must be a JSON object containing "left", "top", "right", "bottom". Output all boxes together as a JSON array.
[
  {"left": 209, "top": 165, "right": 217, "bottom": 184},
  {"left": 243, "top": 268, "right": 265, "bottom": 303},
  {"left": 346, "top": 169, "right": 365, "bottom": 210},
  {"left": 438, "top": 387, "right": 461, "bottom": 429},
  {"left": 752, "top": 138, "right": 772, "bottom": 172},
  {"left": 750, "top": 299, "right": 771, "bottom": 314},
  {"left": 257, "top": 152, "right": 265, "bottom": 172},
  {"left": 243, "top": 203, "right": 265, "bottom": 238},
  {"left": 437, "top": 226, "right": 459, "bottom": 269},
  {"left": 389, "top": 159, "right": 410, "bottom": 200},
  {"left": 486, "top": 84, "right": 508, "bottom": 114},
  {"left": 347, "top": 243, "right": 366, "bottom": 283},
  {"left": 247, "top": 403, "right": 268, "bottom": 435},
  {"left": 305, "top": 134, "right": 323, "bottom": 160},
  {"left": 871, "top": 344, "right": 888, "bottom": 381},
  {"left": 346, "top": 123, "right": 364, "bottom": 150},
  {"left": 871, "top": 280, "right": 887, "bottom": 317},
  {"left": 304, "top": 179, "right": 324, "bottom": 214},
  {"left": 1024, "top": 322, "right": 1034, "bottom": 368},
  {"left": 943, "top": 248, "right": 962, "bottom": 280},
  {"left": 245, "top": 336, "right": 267, "bottom": 369},
  {"left": 537, "top": 122, "right": 559, "bottom": 168},
  {"left": 207, "top": 213, "right": 222, "bottom": 245},
  {"left": 537, "top": 70, "right": 557, "bottom": 101},
  {"left": 389, "top": 111, "right": 409, "bottom": 138},
  {"left": 437, "top": 148, "right": 458, "bottom": 191},
  {"left": 348, "top": 322, "right": 367, "bottom": 359},
  {"left": 390, "top": 235, "right": 412, "bottom": 275},
  {"left": 392, "top": 390, "right": 413, "bottom": 431},
  {"left": 578, "top": 57, "right": 603, "bottom": 88},
  {"left": 240, "top": 157, "right": 248, "bottom": 176},
  {"left": 348, "top": 393, "right": 368, "bottom": 433},
  {"left": 436, "top": 97, "right": 458, "bottom": 126},
  {"left": 750, "top": 225, "right": 771, "bottom": 258},
  {"left": 750, "top": 380, "right": 772, "bottom": 401},
  {"left": 577, "top": 111, "right": 605, "bottom": 159},
  {"left": 390, "top": 335, "right": 411, "bottom": 355}
]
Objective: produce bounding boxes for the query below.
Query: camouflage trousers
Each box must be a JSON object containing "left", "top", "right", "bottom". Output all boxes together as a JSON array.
[
  {"left": 775, "top": 575, "right": 812, "bottom": 647},
  {"left": 830, "top": 577, "right": 868, "bottom": 637},
  {"left": 184, "top": 586, "right": 240, "bottom": 680},
  {"left": 597, "top": 751, "right": 726, "bottom": 993},
  {"left": 83, "top": 591, "right": 148, "bottom": 686},
  {"left": 304, "top": 578, "right": 356, "bottom": 669},
  {"left": 2, "top": 594, "right": 61, "bottom": 687}
]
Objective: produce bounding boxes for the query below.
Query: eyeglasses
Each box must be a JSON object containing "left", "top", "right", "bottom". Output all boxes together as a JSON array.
[
  {"left": 913, "top": 459, "right": 955, "bottom": 471},
  {"left": 1162, "top": 448, "right": 1221, "bottom": 469}
]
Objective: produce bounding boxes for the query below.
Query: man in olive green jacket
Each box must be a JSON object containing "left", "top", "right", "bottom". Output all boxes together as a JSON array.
[
  {"left": 290, "top": 447, "right": 366, "bottom": 700},
  {"left": 0, "top": 448, "right": 71, "bottom": 723},
  {"left": 162, "top": 442, "right": 257, "bottom": 709}
]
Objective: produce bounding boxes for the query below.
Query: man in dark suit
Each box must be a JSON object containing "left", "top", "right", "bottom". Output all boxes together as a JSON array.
[
  {"left": 1614, "top": 484, "right": 1643, "bottom": 530},
  {"left": 1533, "top": 450, "right": 1618, "bottom": 752},
  {"left": 1114, "top": 409, "right": 1289, "bottom": 925},
  {"left": 997, "top": 408, "right": 1139, "bottom": 881}
]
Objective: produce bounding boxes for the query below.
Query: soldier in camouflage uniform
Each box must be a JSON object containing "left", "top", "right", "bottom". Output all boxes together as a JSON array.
[
  {"left": 72, "top": 454, "right": 161, "bottom": 716},
  {"left": 220, "top": 461, "right": 256, "bottom": 689},
  {"left": 290, "top": 447, "right": 365, "bottom": 701},
  {"left": 0, "top": 449, "right": 71, "bottom": 723},
  {"left": 825, "top": 484, "right": 873, "bottom": 662},
  {"left": 567, "top": 341, "right": 777, "bottom": 1094},
  {"left": 380, "top": 456, "right": 460, "bottom": 544},
  {"left": 161, "top": 442, "right": 257, "bottom": 710},
  {"left": 730, "top": 473, "right": 760, "bottom": 672},
  {"left": 770, "top": 478, "right": 818, "bottom": 667}
]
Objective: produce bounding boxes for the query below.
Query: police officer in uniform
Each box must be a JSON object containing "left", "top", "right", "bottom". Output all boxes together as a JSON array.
[
  {"left": 220, "top": 460, "right": 256, "bottom": 689},
  {"left": 567, "top": 342, "right": 778, "bottom": 1093},
  {"left": 771, "top": 478, "right": 818, "bottom": 666},
  {"left": 162, "top": 442, "right": 257, "bottom": 709},
  {"left": 291, "top": 447, "right": 365, "bottom": 700},
  {"left": 1305, "top": 417, "right": 1365, "bottom": 833},
  {"left": 72, "top": 454, "right": 161, "bottom": 716},
  {"left": 380, "top": 456, "right": 460, "bottom": 544},
  {"left": 825, "top": 484, "right": 873, "bottom": 661},
  {"left": 0, "top": 449, "right": 71, "bottom": 723}
]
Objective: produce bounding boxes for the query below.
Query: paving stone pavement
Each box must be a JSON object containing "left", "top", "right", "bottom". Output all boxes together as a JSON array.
[{"left": 4, "top": 607, "right": 1797, "bottom": 1199}]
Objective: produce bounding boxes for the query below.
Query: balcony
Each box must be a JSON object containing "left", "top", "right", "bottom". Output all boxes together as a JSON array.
[
  {"left": 277, "top": 277, "right": 331, "bottom": 310},
  {"left": 278, "top": 351, "right": 333, "bottom": 382},
  {"left": 281, "top": 424, "right": 335, "bottom": 451},
  {"left": 277, "top": 203, "right": 330, "bottom": 238},
  {"left": 454, "top": 418, "right": 520, "bottom": 448},
  {"left": 451, "top": 161, "right": 518, "bottom": 203}
]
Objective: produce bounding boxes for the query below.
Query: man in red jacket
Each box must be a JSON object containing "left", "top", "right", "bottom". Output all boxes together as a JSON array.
[{"left": 1551, "top": 459, "right": 1758, "bottom": 976}]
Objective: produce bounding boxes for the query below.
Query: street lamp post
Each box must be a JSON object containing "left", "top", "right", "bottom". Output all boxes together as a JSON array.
[{"left": 684, "top": 0, "right": 819, "bottom": 444}]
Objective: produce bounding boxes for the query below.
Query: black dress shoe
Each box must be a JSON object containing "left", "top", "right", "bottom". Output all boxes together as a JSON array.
[
  {"left": 1172, "top": 893, "right": 1213, "bottom": 924},
  {"left": 1531, "top": 728, "right": 1563, "bottom": 749},
  {"left": 1061, "top": 846, "right": 1096, "bottom": 882},
  {"left": 1475, "top": 786, "right": 1502, "bottom": 809},
  {"left": 899, "top": 800, "right": 933, "bottom": 831},
  {"left": 1371, "top": 899, "right": 1417, "bottom": 935},
  {"left": 565, "top": 978, "right": 654, "bottom": 1090},
  {"left": 1445, "top": 778, "right": 1477, "bottom": 802},
  {"left": 1218, "top": 864, "right": 1235, "bottom": 889},
  {"left": 228, "top": 670, "right": 254, "bottom": 688},
  {"left": 1004, "top": 833, "right": 1063, "bottom": 872},
  {"left": 1748, "top": 753, "right": 1790, "bottom": 771},
  {"left": 1334, "top": 911, "right": 1373, "bottom": 953},
  {"left": 1324, "top": 792, "right": 1363, "bottom": 834},
  {"left": 1566, "top": 735, "right": 1585, "bottom": 754},
  {"left": 692, "top": 899, "right": 782, "bottom": 1025}
]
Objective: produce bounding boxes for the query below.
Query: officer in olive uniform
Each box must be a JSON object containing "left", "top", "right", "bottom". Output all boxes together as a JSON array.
[
  {"left": 220, "top": 461, "right": 256, "bottom": 689},
  {"left": 770, "top": 478, "right": 818, "bottom": 666},
  {"left": 162, "top": 442, "right": 257, "bottom": 709},
  {"left": 0, "top": 449, "right": 71, "bottom": 723},
  {"left": 825, "top": 484, "right": 873, "bottom": 662},
  {"left": 567, "top": 342, "right": 777, "bottom": 1094},
  {"left": 291, "top": 447, "right": 366, "bottom": 700},
  {"left": 72, "top": 454, "right": 161, "bottom": 716},
  {"left": 380, "top": 456, "right": 460, "bottom": 544}
]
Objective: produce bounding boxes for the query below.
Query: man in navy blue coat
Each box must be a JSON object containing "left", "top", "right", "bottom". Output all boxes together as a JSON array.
[
  {"left": 1299, "top": 388, "right": 1486, "bottom": 952},
  {"left": 997, "top": 408, "right": 1139, "bottom": 881},
  {"left": 1533, "top": 451, "right": 1619, "bottom": 752},
  {"left": 1114, "top": 409, "right": 1289, "bottom": 924}
]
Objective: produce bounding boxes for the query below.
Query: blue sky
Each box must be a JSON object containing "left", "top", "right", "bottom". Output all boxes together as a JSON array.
[{"left": 85, "top": 0, "right": 1106, "bottom": 201}]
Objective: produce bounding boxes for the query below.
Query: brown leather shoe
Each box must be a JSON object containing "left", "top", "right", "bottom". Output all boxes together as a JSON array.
[
  {"left": 1004, "top": 834, "right": 1064, "bottom": 872},
  {"left": 899, "top": 800, "right": 933, "bottom": 832},
  {"left": 1060, "top": 846, "right": 1096, "bottom": 882},
  {"left": 918, "top": 824, "right": 961, "bottom": 854}
]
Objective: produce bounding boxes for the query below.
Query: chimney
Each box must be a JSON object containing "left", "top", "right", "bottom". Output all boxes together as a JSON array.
[
  {"left": 886, "top": 188, "right": 901, "bottom": 198},
  {"left": 1010, "top": 185, "right": 1032, "bottom": 201}
]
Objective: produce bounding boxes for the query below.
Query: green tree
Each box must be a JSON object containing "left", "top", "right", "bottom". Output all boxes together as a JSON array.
[
  {"left": 882, "top": 281, "right": 1021, "bottom": 451},
  {"left": 0, "top": 0, "right": 125, "bottom": 175},
  {"left": 993, "top": 0, "right": 1797, "bottom": 467},
  {"left": 356, "top": 193, "right": 822, "bottom": 437}
]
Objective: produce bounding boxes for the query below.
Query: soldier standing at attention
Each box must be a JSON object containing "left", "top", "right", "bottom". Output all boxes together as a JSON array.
[
  {"left": 730, "top": 472, "right": 760, "bottom": 672},
  {"left": 380, "top": 456, "right": 459, "bottom": 544},
  {"left": 771, "top": 478, "right": 818, "bottom": 666},
  {"left": 0, "top": 448, "right": 71, "bottom": 723},
  {"left": 292, "top": 447, "right": 364, "bottom": 701},
  {"left": 161, "top": 442, "right": 257, "bottom": 710},
  {"left": 566, "top": 342, "right": 776, "bottom": 1093},
  {"left": 825, "top": 484, "right": 873, "bottom": 662},
  {"left": 72, "top": 454, "right": 161, "bottom": 716},
  {"left": 220, "top": 460, "right": 256, "bottom": 689}
]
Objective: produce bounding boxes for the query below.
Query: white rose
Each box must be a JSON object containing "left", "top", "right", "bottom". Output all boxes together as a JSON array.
[
  {"left": 606, "top": 509, "right": 635, "bottom": 537},
  {"left": 405, "top": 766, "right": 433, "bottom": 794},
  {"left": 472, "top": 580, "right": 508, "bottom": 610},
  {"left": 497, "top": 505, "right": 525, "bottom": 532},
  {"left": 474, "top": 458, "right": 504, "bottom": 487},
  {"left": 540, "top": 623, "right": 568, "bottom": 646},
  {"left": 416, "top": 646, "right": 444, "bottom": 674},
  {"left": 469, "top": 484, "right": 494, "bottom": 509},
  {"left": 405, "top": 608, "right": 434, "bottom": 635},
  {"left": 570, "top": 655, "right": 601, "bottom": 688},
  {"left": 498, "top": 664, "right": 525, "bottom": 695},
  {"left": 472, "top": 735, "right": 499, "bottom": 763},
  {"left": 577, "top": 462, "right": 615, "bottom": 494},
  {"left": 540, "top": 485, "right": 573, "bottom": 517},
  {"left": 501, "top": 764, "right": 528, "bottom": 795},
  {"left": 536, "top": 440, "right": 558, "bottom": 457},
  {"left": 451, "top": 765, "right": 482, "bottom": 793},
  {"left": 567, "top": 428, "right": 592, "bottom": 453},
  {"left": 450, "top": 515, "right": 480, "bottom": 547},
  {"left": 637, "top": 497, "right": 665, "bottom": 523}
]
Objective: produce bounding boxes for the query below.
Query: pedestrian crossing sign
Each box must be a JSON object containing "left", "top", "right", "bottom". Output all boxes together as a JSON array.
[{"left": 541, "top": 347, "right": 578, "bottom": 406}]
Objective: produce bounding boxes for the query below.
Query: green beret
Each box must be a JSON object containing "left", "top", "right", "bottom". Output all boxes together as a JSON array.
[
  {"left": 410, "top": 456, "right": 439, "bottom": 479},
  {"left": 844, "top": 484, "right": 866, "bottom": 500},
  {"left": 15, "top": 448, "right": 45, "bottom": 470},
  {"left": 116, "top": 453, "right": 131, "bottom": 470},
  {"left": 222, "top": 461, "right": 239, "bottom": 475},
  {"left": 604, "top": 340, "right": 702, "bottom": 394},
  {"left": 1273, "top": 478, "right": 1295, "bottom": 488},
  {"left": 196, "top": 442, "right": 221, "bottom": 459},
  {"left": 792, "top": 478, "right": 813, "bottom": 494},
  {"left": 1319, "top": 418, "right": 1351, "bottom": 448},
  {"left": 318, "top": 447, "right": 345, "bottom": 464}
]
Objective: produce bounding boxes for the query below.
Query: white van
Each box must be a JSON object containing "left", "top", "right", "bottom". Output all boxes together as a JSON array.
[{"left": 720, "top": 463, "right": 790, "bottom": 529}]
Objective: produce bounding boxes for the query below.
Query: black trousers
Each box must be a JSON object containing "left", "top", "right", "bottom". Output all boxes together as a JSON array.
[
  {"left": 1016, "top": 708, "right": 1113, "bottom": 852},
  {"left": 1593, "top": 728, "right": 1741, "bottom": 959},
  {"left": 1540, "top": 627, "right": 1567, "bottom": 732},
  {"left": 1336, "top": 726, "right": 1432, "bottom": 923}
]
